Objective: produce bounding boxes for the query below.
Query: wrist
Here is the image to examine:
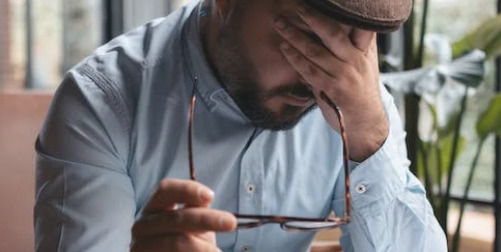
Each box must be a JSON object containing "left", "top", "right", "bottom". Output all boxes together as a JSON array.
[{"left": 348, "top": 117, "right": 389, "bottom": 162}]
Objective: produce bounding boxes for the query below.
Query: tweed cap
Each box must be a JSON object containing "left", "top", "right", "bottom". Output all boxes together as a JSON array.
[{"left": 305, "top": 0, "right": 413, "bottom": 32}]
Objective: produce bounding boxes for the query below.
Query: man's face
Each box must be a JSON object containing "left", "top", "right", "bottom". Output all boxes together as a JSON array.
[{"left": 212, "top": 0, "right": 320, "bottom": 130}]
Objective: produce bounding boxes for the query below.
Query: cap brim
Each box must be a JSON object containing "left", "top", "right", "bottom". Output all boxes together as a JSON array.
[{"left": 305, "top": 0, "right": 412, "bottom": 33}]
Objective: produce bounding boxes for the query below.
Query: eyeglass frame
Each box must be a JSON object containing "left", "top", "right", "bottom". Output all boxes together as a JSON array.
[{"left": 187, "top": 77, "right": 352, "bottom": 232}]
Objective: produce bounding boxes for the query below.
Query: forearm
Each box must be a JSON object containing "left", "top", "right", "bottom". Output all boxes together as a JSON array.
[{"left": 333, "top": 85, "right": 447, "bottom": 252}]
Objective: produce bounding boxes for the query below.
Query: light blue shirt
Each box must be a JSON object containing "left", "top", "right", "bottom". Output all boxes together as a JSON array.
[{"left": 34, "top": 1, "right": 447, "bottom": 251}]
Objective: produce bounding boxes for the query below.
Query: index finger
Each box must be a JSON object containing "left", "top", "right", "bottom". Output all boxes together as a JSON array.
[
  {"left": 296, "top": 4, "right": 367, "bottom": 59},
  {"left": 144, "top": 179, "right": 215, "bottom": 213},
  {"left": 133, "top": 208, "right": 237, "bottom": 239}
]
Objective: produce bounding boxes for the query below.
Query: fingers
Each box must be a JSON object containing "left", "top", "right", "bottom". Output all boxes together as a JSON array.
[
  {"left": 274, "top": 18, "right": 341, "bottom": 71},
  {"left": 278, "top": 41, "right": 353, "bottom": 109},
  {"left": 132, "top": 208, "right": 237, "bottom": 239},
  {"left": 274, "top": 14, "right": 379, "bottom": 94},
  {"left": 279, "top": 41, "right": 340, "bottom": 92},
  {"left": 131, "top": 234, "right": 222, "bottom": 252},
  {"left": 295, "top": 4, "right": 375, "bottom": 57},
  {"left": 133, "top": 179, "right": 234, "bottom": 251},
  {"left": 144, "top": 179, "right": 215, "bottom": 213},
  {"left": 278, "top": 41, "right": 359, "bottom": 110},
  {"left": 367, "top": 37, "right": 379, "bottom": 59}
]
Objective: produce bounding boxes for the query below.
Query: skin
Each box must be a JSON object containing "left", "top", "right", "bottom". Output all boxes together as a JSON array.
[
  {"left": 131, "top": 179, "right": 235, "bottom": 252},
  {"left": 131, "top": 0, "right": 389, "bottom": 251}
]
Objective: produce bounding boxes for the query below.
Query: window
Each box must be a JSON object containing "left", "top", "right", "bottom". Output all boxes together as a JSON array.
[
  {"left": 0, "top": 0, "right": 104, "bottom": 91},
  {"left": 123, "top": 0, "right": 193, "bottom": 31},
  {"left": 413, "top": 0, "right": 499, "bottom": 250},
  {"left": 417, "top": 0, "right": 497, "bottom": 203},
  {"left": 0, "top": 0, "right": 195, "bottom": 91}
]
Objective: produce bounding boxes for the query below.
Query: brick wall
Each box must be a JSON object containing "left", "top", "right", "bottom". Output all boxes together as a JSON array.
[{"left": 0, "top": 0, "right": 13, "bottom": 90}]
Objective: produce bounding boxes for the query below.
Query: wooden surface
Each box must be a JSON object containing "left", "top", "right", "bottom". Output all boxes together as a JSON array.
[
  {"left": 0, "top": 91, "right": 52, "bottom": 252},
  {"left": 311, "top": 241, "right": 343, "bottom": 252}
]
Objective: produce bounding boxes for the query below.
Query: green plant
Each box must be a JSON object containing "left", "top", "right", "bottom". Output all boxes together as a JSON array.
[
  {"left": 380, "top": 4, "right": 501, "bottom": 250},
  {"left": 450, "top": 94, "right": 501, "bottom": 252},
  {"left": 381, "top": 45, "right": 486, "bottom": 246}
]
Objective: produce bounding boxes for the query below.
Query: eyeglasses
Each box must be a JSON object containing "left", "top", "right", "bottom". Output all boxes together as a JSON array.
[{"left": 187, "top": 78, "right": 351, "bottom": 232}]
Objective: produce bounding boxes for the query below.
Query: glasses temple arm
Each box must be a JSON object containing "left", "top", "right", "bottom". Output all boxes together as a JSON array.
[
  {"left": 319, "top": 91, "right": 351, "bottom": 221},
  {"left": 188, "top": 77, "right": 198, "bottom": 181}
]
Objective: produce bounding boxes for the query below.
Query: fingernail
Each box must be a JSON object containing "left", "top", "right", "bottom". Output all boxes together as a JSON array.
[
  {"left": 198, "top": 187, "right": 215, "bottom": 201},
  {"left": 275, "top": 18, "right": 287, "bottom": 30}
]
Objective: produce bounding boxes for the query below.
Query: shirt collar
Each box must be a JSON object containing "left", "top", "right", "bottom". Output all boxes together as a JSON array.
[
  {"left": 181, "top": 2, "right": 253, "bottom": 126},
  {"left": 181, "top": 3, "right": 227, "bottom": 110}
]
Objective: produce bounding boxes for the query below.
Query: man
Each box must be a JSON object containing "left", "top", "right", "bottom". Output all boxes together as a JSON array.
[{"left": 34, "top": 0, "right": 447, "bottom": 251}]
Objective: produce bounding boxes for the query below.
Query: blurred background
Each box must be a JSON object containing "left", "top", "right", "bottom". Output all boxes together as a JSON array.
[{"left": 0, "top": 0, "right": 500, "bottom": 252}]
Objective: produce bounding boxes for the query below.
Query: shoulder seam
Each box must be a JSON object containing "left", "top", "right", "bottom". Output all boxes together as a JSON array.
[{"left": 77, "top": 64, "right": 132, "bottom": 167}]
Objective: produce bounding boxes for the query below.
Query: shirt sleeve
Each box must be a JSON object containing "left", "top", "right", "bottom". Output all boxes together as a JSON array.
[
  {"left": 34, "top": 65, "right": 137, "bottom": 252},
  {"left": 331, "top": 84, "right": 448, "bottom": 252}
]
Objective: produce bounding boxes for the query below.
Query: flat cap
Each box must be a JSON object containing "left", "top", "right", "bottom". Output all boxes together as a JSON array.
[{"left": 305, "top": 0, "right": 413, "bottom": 32}]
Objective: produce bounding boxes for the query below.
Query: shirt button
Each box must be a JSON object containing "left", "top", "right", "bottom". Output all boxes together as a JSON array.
[
  {"left": 241, "top": 245, "right": 252, "bottom": 252},
  {"left": 355, "top": 184, "right": 366, "bottom": 194},
  {"left": 246, "top": 184, "right": 256, "bottom": 194}
]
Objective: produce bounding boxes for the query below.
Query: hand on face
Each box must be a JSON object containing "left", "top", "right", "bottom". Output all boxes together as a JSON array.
[
  {"left": 131, "top": 179, "right": 237, "bottom": 252},
  {"left": 274, "top": 4, "right": 389, "bottom": 161}
]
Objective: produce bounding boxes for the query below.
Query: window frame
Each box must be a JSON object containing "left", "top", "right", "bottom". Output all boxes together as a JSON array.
[
  {"left": 103, "top": 0, "right": 124, "bottom": 43},
  {"left": 24, "top": 0, "right": 33, "bottom": 89}
]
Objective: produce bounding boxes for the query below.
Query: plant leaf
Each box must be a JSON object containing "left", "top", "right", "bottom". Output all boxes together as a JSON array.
[
  {"left": 476, "top": 94, "right": 501, "bottom": 139},
  {"left": 439, "top": 134, "right": 466, "bottom": 176},
  {"left": 438, "top": 106, "right": 460, "bottom": 138},
  {"left": 435, "top": 83, "right": 471, "bottom": 128},
  {"left": 425, "top": 34, "right": 452, "bottom": 65},
  {"left": 418, "top": 140, "right": 439, "bottom": 186},
  {"left": 381, "top": 50, "right": 485, "bottom": 101},
  {"left": 437, "top": 50, "right": 485, "bottom": 88},
  {"left": 452, "top": 14, "right": 501, "bottom": 59},
  {"left": 381, "top": 67, "right": 434, "bottom": 94}
]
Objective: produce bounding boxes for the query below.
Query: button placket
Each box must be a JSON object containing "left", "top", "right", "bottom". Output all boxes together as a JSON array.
[{"left": 235, "top": 130, "right": 265, "bottom": 251}]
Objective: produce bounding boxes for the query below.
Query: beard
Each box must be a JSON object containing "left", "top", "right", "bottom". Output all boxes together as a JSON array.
[{"left": 211, "top": 16, "right": 317, "bottom": 131}]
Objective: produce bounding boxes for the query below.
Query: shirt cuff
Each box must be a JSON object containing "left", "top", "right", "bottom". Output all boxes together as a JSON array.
[{"left": 346, "top": 124, "right": 409, "bottom": 210}]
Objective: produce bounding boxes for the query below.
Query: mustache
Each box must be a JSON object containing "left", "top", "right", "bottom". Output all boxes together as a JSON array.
[{"left": 264, "top": 82, "right": 315, "bottom": 99}]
